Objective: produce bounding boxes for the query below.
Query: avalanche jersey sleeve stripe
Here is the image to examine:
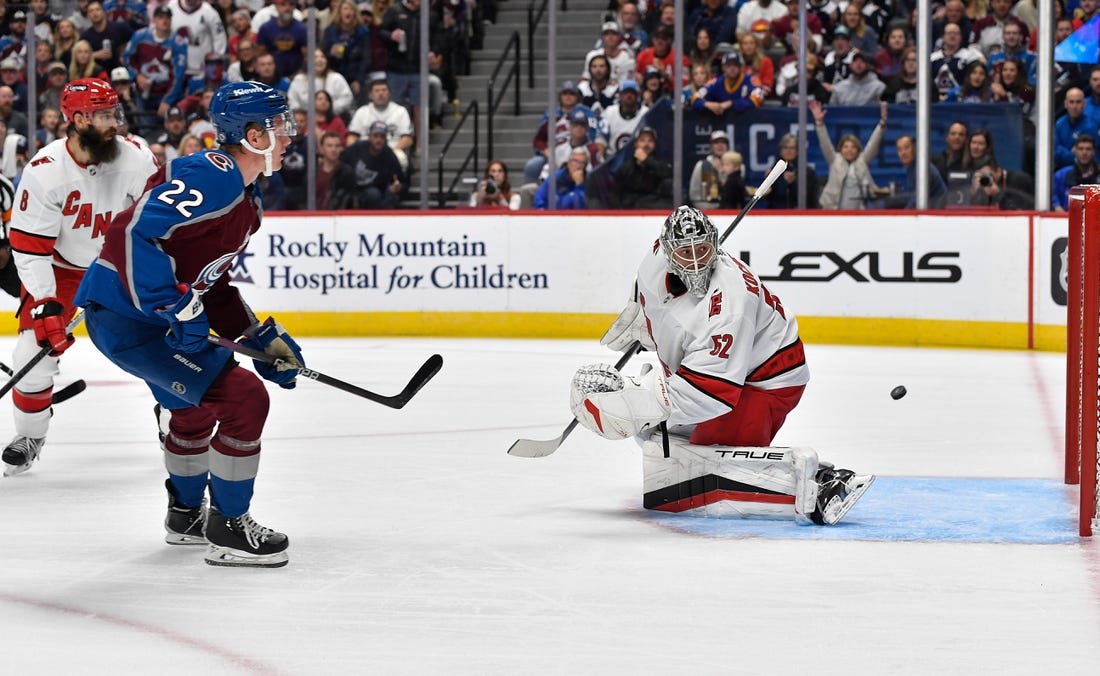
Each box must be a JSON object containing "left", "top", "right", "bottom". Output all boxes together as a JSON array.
[
  {"left": 9, "top": 229, "right": 57, "bottom": 256},
  {"left": 675, "top": 365, "right": 743, "bottom": 409},
  {"left": 746, "top": 339, "right": 807, "bottom": 383}
]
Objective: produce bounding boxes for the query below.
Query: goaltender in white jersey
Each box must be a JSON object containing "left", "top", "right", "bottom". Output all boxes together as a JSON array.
[
  {"left": 3, "top": 79, "right": 157, "bottom": 476},
  {"left": 571, "top": 206, "right": 874, "bottom": 525}
]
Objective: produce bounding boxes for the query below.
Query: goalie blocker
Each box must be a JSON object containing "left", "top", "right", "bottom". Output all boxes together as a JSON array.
[{"left": 571, "top": 363, "right": 874, "bottom": 525}]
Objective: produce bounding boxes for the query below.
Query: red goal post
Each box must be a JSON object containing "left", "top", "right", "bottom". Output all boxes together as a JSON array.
[{"left": 1067, "top": 185, "right": 1100, "bottom": 537}]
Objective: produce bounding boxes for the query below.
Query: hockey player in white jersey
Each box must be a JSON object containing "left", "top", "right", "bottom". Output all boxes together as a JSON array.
[
  {"left": 572, "top": 206, "right": 873, "bottom": 525},
  {"left": 3, "top": 79, "right": 157, "bottom": 476}
]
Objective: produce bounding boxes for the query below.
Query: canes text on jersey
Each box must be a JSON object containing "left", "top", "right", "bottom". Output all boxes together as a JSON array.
[{"left": 62, "top": 191, "right": 113, "bottom": 239}]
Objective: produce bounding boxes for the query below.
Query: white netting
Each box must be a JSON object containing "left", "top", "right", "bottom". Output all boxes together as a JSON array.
[{"left": 571, "top": 364, "right": 624, "bottom": 396}]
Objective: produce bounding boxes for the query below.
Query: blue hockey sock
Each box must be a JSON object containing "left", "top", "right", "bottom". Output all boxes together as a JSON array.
[
  {"left": 209, "top": 475, "right": 256, "bottom": 518},
  {"left": 168, "top": 472, "right": 208, "bottom": 509}
]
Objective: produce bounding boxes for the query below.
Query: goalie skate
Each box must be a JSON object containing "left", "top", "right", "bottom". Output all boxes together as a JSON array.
[
  {"left": 164, "top": 480, "right": 207, "bottom": 545},
  {"left": 203, "top": 507, "right": 289, "bottom": 568},
  {"left": 2, "top": 436, "right": 44, "bottom": 477},
  {"left": 811, "top": 468, "right": 875, "bottom": 525}
]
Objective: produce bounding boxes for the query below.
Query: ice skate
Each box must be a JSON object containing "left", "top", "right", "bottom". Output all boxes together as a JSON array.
[
  {"left": 203, "top": 507, "right": 289, "bottom": 568},
  {"left": 811, "top": 467, "right": 875, "bottom": 525},
  {"left": 164, "top": 480, "right": 207, "bottom": 545},
  {"left": 2, "top": 436, "right": 44, "bottom": 477}
]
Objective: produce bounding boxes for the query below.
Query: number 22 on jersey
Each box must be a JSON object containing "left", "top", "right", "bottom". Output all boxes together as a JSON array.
[{"left": 157, "top": 179, "right": 204, "bottom": 218}]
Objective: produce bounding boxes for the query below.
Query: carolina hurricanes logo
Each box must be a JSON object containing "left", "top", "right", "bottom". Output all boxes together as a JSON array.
[{"left": 190, "top": 251, "right": 239, "bottom": 293}]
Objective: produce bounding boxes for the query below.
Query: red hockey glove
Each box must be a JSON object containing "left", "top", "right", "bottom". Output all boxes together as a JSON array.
[{"left": 30, "top": 298, "right": 75, "bottom": 356}]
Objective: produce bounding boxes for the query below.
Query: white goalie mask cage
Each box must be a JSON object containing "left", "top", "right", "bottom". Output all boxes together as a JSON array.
[{"left": 661, "top": 206, "right": 719, "bottom": 298}]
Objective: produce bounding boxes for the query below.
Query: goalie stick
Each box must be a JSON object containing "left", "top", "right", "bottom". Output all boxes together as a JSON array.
[
  {"left": 207, "top": 335, "right": 443, "bottom": 409},
  {"left": 0, "top": 311, "right": 86, "bottom": 401},
  {"left": 508, "top": 159, "right": 789, "bottom": 458}
]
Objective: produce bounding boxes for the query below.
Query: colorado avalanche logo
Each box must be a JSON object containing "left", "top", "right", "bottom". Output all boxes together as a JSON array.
[
  {"left": 205, "top": 151, "right": 235, "bottom": 172},
  {"left": 190, "top": 251, "right": 240, "bottom": 293}
]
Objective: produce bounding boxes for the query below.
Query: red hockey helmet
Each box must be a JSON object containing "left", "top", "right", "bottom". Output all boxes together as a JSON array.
[{"left": 59, "top": 78, "right": 121, "bottom": 123}]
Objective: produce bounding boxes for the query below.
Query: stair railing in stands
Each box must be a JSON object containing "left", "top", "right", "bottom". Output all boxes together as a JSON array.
[
  {"left": 436, "top": 100, "right": 480, "bottom": 208},
  {"left": 486, "top": 30, "right": 522, "bottom": 160}
]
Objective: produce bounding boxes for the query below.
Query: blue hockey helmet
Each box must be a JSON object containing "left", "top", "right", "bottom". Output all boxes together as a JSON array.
[
  {"left": 209, "top": 81, "right": 295, "bottom": 175},
  {"left": 209, "top": 81, "right": 294, "bottom": 146}
]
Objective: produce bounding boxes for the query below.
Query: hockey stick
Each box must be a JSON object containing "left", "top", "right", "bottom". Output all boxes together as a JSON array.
[
  {"left": 0, "top": 311, "right": 86, "bottom": 401},
  {"left": 508, "top": 160, "right": 789, "bottom": 458},
  {"left": 51, "top": 379, "right": 87, "bottom": 404},
  {"left": 207, "top": 335, "right": 443, "bottom": 409},
  {"left": 0, "top": 361, "right": 84, "bottom": 403}
]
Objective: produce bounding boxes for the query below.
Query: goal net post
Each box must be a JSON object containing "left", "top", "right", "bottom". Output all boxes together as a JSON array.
[{"left": 1066, "top": 185, "right": 1100, "bottom": 537}]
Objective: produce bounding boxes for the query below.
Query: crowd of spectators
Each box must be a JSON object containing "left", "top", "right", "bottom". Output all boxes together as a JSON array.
[
  {"left": 511, "top": 0, "right": 1090, "bottom": 212},
  {"left": 0, "top": 0, "right": 486, "bottom": 210},
  {"left": 0, "top": 0, "right": 1092, "bottom": 211}
]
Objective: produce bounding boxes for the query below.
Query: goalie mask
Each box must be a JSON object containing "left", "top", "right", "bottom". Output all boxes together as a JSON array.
[{"left": 661, "top": 206, "right": 719, "bottom": 298}]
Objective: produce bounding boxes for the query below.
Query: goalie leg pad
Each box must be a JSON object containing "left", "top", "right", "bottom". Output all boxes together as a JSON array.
[
  {"left": 642, "top": 435, "right": 821, "bottom": 521},
  {"left": 570, "top": 364, "right": 671, "bottom": 440}
]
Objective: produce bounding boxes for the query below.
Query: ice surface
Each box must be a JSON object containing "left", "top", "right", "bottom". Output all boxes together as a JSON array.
[{"left": 0, "top": 338, "right": 1097, "bottom": 675}]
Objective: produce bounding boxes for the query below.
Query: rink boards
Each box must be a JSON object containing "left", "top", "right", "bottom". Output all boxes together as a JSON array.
[{"left": 0, "top": 211, "right": 1072, "bottom": 350}]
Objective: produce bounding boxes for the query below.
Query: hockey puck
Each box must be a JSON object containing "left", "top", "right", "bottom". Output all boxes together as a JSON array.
[{"left": 890, "top": 385, "right": 907, "bottom": 400}]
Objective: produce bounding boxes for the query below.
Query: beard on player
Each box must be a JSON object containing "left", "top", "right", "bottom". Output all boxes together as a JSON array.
[{"left": 79, "top": 122, "right": 120, "bottom": 164}]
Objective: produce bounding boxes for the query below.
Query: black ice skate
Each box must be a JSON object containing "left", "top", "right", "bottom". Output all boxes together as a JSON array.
[
  {"left": 2, "top": 436, "right": 44, "bottom": 477},
  {"left": 811, "top": 467, "right": 875, "bottom": 525},
  {"left": 203, "top": 507, "right": 289, "bottom": 568},
  {"left": 164, "top": 479, "right": 207, "bottom": 545}
]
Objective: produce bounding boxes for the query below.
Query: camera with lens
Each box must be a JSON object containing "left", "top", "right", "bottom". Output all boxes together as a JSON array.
[
  {"left": 978, "top": 173, "right": 992, "bottom": 187},
  {"left": 484, "top": 178, "right": 498, "bottom": 195}
]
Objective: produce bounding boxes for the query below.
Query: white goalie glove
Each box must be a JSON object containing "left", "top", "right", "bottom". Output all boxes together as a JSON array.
[
  {"left": 600, "top": 301, "right": 657, "bottom": 352},
  {"left": 570, "top": 364, "right": 671, "bottom": 440}
]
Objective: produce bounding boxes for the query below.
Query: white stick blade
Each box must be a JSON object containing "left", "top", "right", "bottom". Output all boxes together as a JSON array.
[{"left": 507, "top": 436, "right": 565, "bottom": 457}]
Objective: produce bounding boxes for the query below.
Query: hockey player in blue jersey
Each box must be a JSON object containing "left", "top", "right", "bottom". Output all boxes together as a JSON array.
[{"left": 74, "top": 81, "right": 303, "bottom": 568}]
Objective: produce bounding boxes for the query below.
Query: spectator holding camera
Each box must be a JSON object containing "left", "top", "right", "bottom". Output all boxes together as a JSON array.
[
  {"left": 470, "top": 159, "right": 521, "bottom": 210},
  {"left": 969, "top": 159, "right": 1033, "bottom": 210}
]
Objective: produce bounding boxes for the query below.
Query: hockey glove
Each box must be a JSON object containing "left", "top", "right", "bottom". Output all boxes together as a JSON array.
[
  {"left": 242, "top": 317, "right": 304, "bottom": 390},
  {"left": 30, "top": 298, "right": 75, "bottom": 356},
  {"left": 156, "top": 284, "right": 210, "bottom": 353},
  {"left": 600, "top": 301, "right": 656, "bottom": 352},
  {"left": 569, "top": 363, "right": 671, "bottom": 440}
]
